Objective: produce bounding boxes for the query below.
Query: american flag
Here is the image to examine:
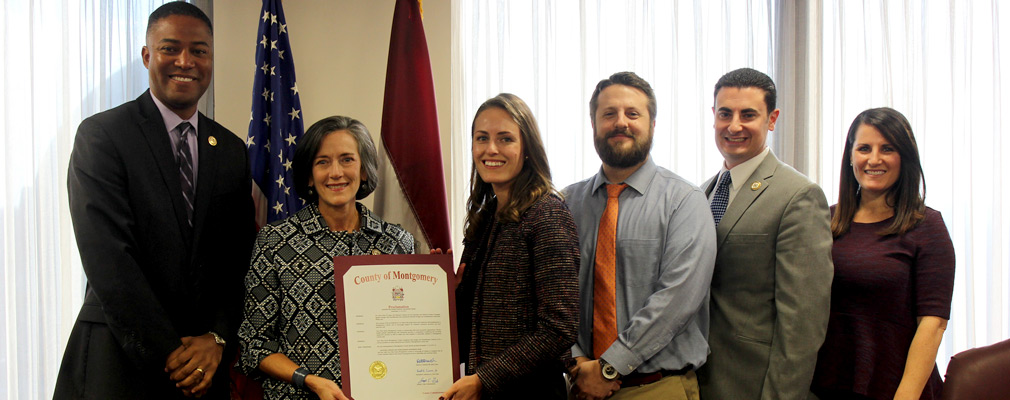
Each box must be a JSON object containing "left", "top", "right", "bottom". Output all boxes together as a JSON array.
[{"left": 247, "top": 0, "right": 304, "bottom": 225}]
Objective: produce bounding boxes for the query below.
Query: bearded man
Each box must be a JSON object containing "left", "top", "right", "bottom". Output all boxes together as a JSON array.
[{"left": 563, "top": 71, "right": 717, "bottom": 400}]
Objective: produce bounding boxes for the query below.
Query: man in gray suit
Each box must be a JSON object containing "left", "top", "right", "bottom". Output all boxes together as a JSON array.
[{"left": 696, "top": 68, "right": 833, "bottom": 400}]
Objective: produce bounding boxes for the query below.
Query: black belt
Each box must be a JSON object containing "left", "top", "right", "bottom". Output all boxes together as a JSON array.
[{"left": 620, "top": 365, "right": 692, "bottom": 388}]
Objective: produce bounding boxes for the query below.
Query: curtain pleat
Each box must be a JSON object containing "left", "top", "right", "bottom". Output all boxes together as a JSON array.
[
  {"left": 819, "top": 0, "right": 1009, "bottom": 373},
  {"left": 1, "top": 1, "right": 176, "bottom": 398}
]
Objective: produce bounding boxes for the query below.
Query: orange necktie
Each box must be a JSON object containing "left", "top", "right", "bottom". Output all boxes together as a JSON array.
[{"left": 593, "top": 183, "right": 627, "bottom": 359}]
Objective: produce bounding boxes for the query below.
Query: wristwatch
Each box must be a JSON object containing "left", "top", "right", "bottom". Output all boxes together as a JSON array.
[
  {"left": 599, "top": 358, "right": 620, "bottom": 381},
  {"left": 208, "top": 331, "right": 226, "bottom": 347}
]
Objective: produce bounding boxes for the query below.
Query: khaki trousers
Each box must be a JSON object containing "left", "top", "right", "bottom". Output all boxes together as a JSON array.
[{"left": 609, "top": 370, "right": 700, "bottom": 400}]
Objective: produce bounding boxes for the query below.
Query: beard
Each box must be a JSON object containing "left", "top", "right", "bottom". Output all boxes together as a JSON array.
[{"left": 593, "top": 126, "right": 653, "bottom": 168}]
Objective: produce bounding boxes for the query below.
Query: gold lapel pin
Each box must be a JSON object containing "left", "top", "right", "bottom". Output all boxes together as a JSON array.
[
  {"left": 751, "top": 181, "right": 762, "bottom": 191},
  {"left": 208, "top": 136, "right": 218, "bottom": 146},
  {"left": 371, "top": 249, "right": 381, "bottom": 255}
]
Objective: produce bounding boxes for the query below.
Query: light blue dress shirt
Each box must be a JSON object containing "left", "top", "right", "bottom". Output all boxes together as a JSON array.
[{"left": 563, "top": 157, "right": 717, "bottom": 375}]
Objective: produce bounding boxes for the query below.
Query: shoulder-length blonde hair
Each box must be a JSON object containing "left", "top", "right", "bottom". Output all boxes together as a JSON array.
[
  {"left": 831, "top": 107, "right": 925, "bottom": 237},
  {"left": 464, "top": 93, "right": 558, "bottom": 242}
]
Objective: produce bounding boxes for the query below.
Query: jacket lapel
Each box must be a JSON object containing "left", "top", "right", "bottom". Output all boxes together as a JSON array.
[
  {"left": 190, "top": 114, "right": 218, "bottom": 255},
  {"left": 137, "top": 91, "right": 193, "bottom": 242},
  {"left": 716, "top": 154, "right": 780, "bottom": 246}
]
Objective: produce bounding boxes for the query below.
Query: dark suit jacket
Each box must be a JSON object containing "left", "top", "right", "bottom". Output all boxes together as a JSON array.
[
  {"left": 697, "top": 153, "right": 833, "bottom": 400},
  {"left": 55, "top": 90, "right": 255, "bottom": 399}
]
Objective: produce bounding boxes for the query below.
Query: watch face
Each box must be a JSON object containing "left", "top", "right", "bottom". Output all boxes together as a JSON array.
[{"left": 601, "top": 363, "right": 618, "bottom": 380}]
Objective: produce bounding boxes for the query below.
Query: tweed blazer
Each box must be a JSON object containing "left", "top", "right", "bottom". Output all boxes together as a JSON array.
[{"left": 458, "top": 194, "right": 580, "bottom": 397}]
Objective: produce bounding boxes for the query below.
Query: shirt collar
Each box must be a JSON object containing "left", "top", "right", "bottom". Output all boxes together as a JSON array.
[
  {"left": 150, "top": 93, "right": 199, "bottom": 136},
  {"left": 590, "top": 156, "right": 657, "bottom": 196},
  {"left": 719, "top": 147, "right": 770, "bottom": 192}
]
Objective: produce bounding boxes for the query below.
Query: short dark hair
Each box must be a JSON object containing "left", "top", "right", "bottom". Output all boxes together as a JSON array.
[
  {"left": 832, "top": 107, "right": 925, "bottom": 237},
  {"left": 148, "top": 1, "right": 213, "bottom": 36},
  {"left": 713, "top": 68, "right": 776, "bottom": 112},
  {"left": 589, "top": 72, "right": 657, "bottom": 123},
  {"left": 294, "top": 116, "right": 380, "bottom": 203}
]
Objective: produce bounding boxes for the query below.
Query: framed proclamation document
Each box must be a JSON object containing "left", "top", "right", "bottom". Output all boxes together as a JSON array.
[{"left": 334, "top": 254, "right": 459, "bottom": 400}]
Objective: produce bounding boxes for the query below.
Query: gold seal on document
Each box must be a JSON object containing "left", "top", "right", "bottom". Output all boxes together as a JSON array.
[
  {"left": 208, "top": 136, "right": 218, "bottom": 146},
  {"left": 369, "top": 361, "right": 387, "bottom": 379},
  {"left": 750, "top": 181, "right": 761, "bottom": 191}
]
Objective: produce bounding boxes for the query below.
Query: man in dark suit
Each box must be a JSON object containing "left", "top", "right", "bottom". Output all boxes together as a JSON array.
[
  {"left": 697, "top": 68, "right": 833, "bottom": 400},
  {"left": 54, "top": 2, "right": 254, "bottom": 398}
]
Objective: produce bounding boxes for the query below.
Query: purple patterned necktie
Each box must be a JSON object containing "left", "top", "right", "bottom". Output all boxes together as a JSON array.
[{"left": 176, "top": 122, "right": 194, "bottom": 226}]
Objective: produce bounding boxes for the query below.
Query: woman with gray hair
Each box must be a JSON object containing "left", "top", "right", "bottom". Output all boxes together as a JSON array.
[{"left": 237, "top": 116, "right": 415, "bottom": 399}]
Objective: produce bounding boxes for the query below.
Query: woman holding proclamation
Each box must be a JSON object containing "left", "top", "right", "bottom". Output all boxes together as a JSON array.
[
  {"left": 237, "top": 116, "right": 415, "bottom": 400},
  {"left": 811, "top": 108, "right": 955, "bottom": 400},
  {"left": 441, "top": 94, "right": 580, "bottom": 399}
]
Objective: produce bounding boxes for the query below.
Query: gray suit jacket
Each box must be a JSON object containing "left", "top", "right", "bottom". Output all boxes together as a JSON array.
[{"left": 697, "top": 153, "right": 833, "bottom": 400}]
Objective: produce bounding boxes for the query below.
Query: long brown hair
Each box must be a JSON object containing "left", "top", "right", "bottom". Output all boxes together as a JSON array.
[
  {"left": 831, "top": 107, "right": 925, "bottom": 237},
  {"left": 463, "top": 93, "right": 558, "bottom": 242}
]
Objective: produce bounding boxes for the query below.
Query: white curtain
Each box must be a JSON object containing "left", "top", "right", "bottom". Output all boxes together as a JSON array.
[
  {"left": 454, "top": 0, "right": 1010, "bottom": 377},
  {"left": 0, "top": 1, "right": 173, "bottom": 398},
  {"left": 818, "top": 0, "right": 1010, "bottom": 373},
  {"left": 451, "top": 0, "right": 778, "bottom": 250}
]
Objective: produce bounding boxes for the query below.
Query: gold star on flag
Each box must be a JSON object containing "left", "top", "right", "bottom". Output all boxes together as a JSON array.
[{"left": 289, "top": 108, "right": 300, "bottom": 120}]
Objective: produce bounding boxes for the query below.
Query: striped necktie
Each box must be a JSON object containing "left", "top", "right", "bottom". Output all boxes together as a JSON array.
[{"left": 175, "top": 122, "right": 195, "bottom": 226}]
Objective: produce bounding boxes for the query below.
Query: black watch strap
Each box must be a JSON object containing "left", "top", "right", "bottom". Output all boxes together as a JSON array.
[{"left": 292, "top": 367, "right": 310, "bottom": 389}]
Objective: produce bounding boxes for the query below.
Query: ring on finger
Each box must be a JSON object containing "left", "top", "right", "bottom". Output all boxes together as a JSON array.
[{"left": 195, "top": 367, "right": 206, "bottom": 375}]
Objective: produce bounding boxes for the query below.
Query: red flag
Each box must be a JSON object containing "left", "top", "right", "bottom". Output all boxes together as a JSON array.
[{"left": 380, "top": 0, "right": 452, "bottom": 250}]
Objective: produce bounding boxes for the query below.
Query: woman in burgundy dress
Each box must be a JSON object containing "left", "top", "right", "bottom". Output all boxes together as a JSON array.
[{"left": 811, "top": 107, "right": 955, "bottom": 400}]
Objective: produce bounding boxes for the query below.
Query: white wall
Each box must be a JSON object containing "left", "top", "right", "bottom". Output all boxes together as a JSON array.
[{"left": 213, "top": 0, "right": 452, "bottom": 212}]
